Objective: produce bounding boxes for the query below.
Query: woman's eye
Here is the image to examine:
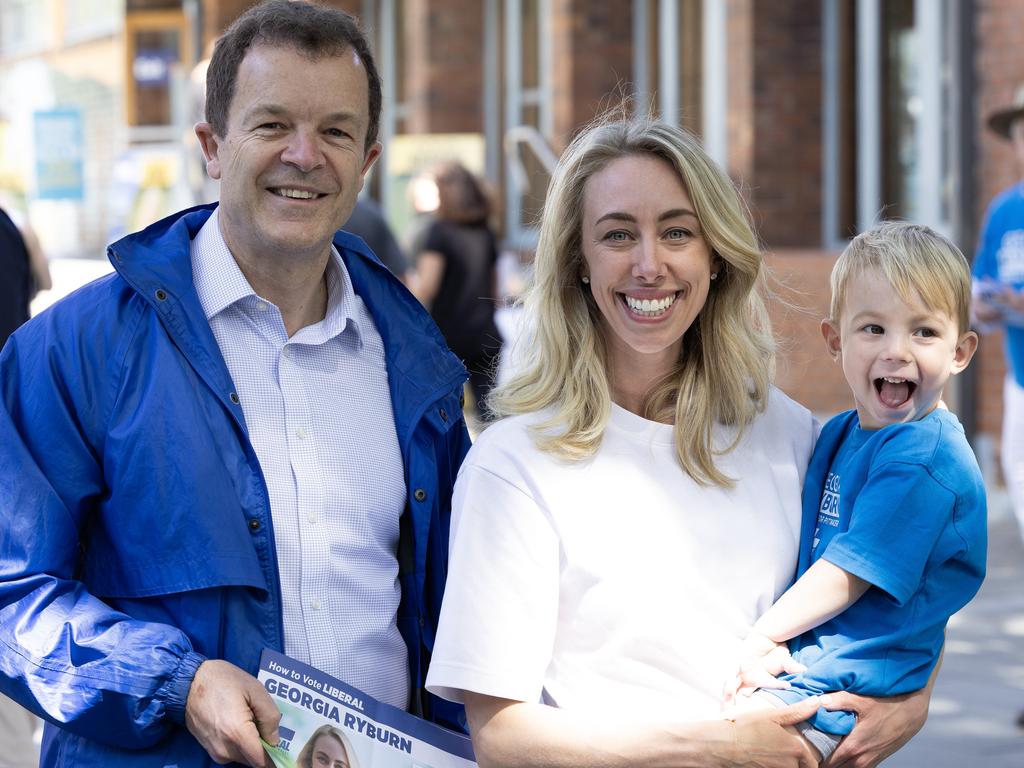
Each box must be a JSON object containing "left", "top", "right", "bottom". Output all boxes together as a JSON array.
[
  {"left": 605, "top": 230, "right": 630, "bottom": 242},
  {"left": 664, "top": 228, "right": 690, "bottom": 241}
]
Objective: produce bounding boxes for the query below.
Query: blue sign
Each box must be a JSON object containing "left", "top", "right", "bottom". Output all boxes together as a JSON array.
[{"left": 34, "top": 108, "right": 84, "bottom": 200}]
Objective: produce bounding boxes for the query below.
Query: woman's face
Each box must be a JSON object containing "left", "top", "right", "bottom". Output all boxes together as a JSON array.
[
  {"left": 580, "top": 153, "right": 715, "bottom": 388},
  {"left": 311, "top": 735, "right": 350, "bottom": 768}
]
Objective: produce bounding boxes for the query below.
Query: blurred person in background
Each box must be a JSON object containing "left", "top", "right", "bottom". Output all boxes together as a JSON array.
[
  {"left": 0, "top": 205, "right": 50, "bottom": 348},
  {"left": 345, "top": 195, "right": 415, "bottom": 285},
  {"left": 0, "top": 2, "right": 469, "bottom": 766},
  {"left": 414, "top": 162, "right": 503, "bottom": 420},
  {"left": 971, "top": 82, "right": 1024, "bottom": 732}
]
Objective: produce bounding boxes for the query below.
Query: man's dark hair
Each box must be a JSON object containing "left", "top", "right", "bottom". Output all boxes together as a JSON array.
[{"left": 206, "top": 0, "right": 382, "bottom": 151}]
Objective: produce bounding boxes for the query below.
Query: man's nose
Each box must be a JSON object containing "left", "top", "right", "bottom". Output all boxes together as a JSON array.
[{"left": 280, "top": 129, "right": 325, "bottom": 172}]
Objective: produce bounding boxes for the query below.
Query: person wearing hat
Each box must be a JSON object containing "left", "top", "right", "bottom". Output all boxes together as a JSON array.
[{"left": 973, "top": 85, "right": 1024, "bottom": 731}]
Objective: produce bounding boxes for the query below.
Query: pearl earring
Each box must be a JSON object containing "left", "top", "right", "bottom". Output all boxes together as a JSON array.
[
  {"left": 710, "top": 273, "right": 718, "bottom": 280},
  {"left": 581, "top": 276, "right": 590, "bottom": 284}
]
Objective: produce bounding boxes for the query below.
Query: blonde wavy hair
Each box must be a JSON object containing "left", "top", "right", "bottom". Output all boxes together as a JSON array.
[{"left": 490, "top": 115, "right": 775, "bottom": 487}]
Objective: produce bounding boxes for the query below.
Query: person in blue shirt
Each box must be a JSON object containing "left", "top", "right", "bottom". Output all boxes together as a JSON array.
[
  {"left": 726, "top": 221, "right": 987, "bottom": 763},
  {"left": 0, "top": 2, "right": 469, "bottom": 767}
]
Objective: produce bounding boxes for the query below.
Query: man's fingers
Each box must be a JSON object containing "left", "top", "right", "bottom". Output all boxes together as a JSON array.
[
  {"left": 772, "top": 695, "right": 832, "bottom": 727},
  {"left": 248, "top": 685, "right": 282, "bottom": 745}
]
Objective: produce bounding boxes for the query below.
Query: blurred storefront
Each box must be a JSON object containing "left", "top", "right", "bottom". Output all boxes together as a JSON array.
[{"left": 2, "top": 0, "right": 1021, "bottom": 476}]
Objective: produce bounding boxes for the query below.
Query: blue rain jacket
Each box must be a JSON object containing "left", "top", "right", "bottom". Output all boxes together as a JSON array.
[{"left": 0, "top": 205, "right": 470, "bottom": 766}]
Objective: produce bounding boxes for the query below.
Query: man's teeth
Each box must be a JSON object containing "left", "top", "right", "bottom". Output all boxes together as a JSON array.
[
  {"left": 275, "top": 188, "right": 317, "bottom": 199},
  {"left": 624, "top": 294, "right": 676, "bottom": 316}
]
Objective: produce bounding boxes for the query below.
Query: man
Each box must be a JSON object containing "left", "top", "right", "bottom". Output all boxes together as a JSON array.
[
  {"left": 972, "top": 82, "right": 1024, "bottom": 733},
  {"left": 0, "top": 206, "right": 50, "bottom": 349},
  {"left": 344, "top": 196, "right": 414, "bottom": 284},
  {"left": 0, "top": 2, "right": 470, "bottom": 766}
]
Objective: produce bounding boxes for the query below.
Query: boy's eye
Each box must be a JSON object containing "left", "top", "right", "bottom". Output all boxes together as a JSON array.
[
  {"left": 915, "top": 327, "right": 938, "bottom": 338},
  {"left": 863, "top": 324, "right": 884, "bottom": 335}
]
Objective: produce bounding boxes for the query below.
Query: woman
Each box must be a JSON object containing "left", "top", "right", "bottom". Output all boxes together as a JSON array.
[
  {"left": 414, "top": 162, "right": 503, "bottom": 418},
  {"left": 425, "top": 117, "right": 931, "bottom": 767},
  {"left": 296, "top": 725, "right": 354, "bottom": 768}
]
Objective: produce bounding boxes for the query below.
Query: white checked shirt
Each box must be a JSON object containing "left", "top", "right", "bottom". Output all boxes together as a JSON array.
[{"left": 191, "top": 210, "right": 410, "bottom": 707}]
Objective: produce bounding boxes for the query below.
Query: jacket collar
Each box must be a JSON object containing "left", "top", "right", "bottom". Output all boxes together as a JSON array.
[{"left": 106, "top": 204, "right": 467, "bottom": 438}]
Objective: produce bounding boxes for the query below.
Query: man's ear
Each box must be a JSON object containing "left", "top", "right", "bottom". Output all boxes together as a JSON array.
[
  {"left": 821, "top": 318, "right": 842, "bottom": 362},
  {"left": 951, "top": 330, "right": 979, "bottom": 375},
  {"left": 194, "top": 122, "right": 223, "bottom": 180}
]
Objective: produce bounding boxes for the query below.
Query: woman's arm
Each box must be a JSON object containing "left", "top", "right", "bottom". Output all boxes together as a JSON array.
[
  {"left": 413, "top": 250, "right": 445, "bottom": 307},
  {"left": 465, "top": 692, "right": 828, "bottom": 768}
]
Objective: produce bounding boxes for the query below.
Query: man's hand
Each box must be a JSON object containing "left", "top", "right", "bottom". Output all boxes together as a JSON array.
[
  {"left": 185, "top": 659, "right": 280, "bottom": 767},
  {"left": 716, "top": 696, "right": 831, "bottom": 768},
  {"left": 822, "top": 689, "right": 929, "bottom": 768}
]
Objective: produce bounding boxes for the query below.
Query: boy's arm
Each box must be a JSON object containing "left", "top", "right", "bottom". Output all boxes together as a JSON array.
[{"left": 753, "top": 559, "right": 871, "bottom": 642}]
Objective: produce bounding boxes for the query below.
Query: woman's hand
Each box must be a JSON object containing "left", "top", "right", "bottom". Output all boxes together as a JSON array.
[{"left": 821, "top": 688, "right": 929, "bottom": 768}]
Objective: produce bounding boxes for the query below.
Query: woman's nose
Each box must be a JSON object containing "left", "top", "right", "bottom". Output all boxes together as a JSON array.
[{"left": 631, "top": 238, "right": 664, "bottom": 281}]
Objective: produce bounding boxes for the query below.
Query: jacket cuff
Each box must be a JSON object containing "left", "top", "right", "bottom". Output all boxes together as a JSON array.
[{"left": 162, "top": 651, "right": 208, "bottom": 725}]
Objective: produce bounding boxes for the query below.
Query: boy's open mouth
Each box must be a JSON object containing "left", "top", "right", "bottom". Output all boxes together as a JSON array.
[{"left": 874, "top": 376, "right": 917, "bottom": 408}]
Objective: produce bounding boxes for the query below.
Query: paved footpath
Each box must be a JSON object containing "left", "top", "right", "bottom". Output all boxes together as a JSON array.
[{"left": 886, "top": 493, "right": 1024, "bottom": 766}]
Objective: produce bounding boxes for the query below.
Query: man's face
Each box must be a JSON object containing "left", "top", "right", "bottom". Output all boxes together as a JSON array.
[{"left": 196, "top": 44, "right": 380, "bottom": 264}]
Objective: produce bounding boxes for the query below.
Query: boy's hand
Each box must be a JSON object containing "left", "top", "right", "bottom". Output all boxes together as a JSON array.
[{"left": 723, "top": 632, "right": 807, "bottom": 705}]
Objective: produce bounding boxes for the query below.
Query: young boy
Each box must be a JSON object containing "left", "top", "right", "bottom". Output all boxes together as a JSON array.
[{"left": 726, "top": 221, "right": 987, "bottom": 762}]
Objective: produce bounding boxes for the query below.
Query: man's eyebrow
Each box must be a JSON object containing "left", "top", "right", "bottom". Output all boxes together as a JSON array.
[{"left": 242, "top": 105, "right": 362, "bottom": 124}]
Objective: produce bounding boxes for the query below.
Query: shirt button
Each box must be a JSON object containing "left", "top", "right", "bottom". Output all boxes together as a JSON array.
[
  {"left": 307, "top": 512, "right": 317, "bottom": 524},
  {"left": 413, "top": 488, "right": 427, "bottom": 502},
  {"left": 257, "top": 301, "right": 268, "bottom": 311},
  {"left": 311, "top": 598, "right": 321, "bottom": 610},
  {"left": 282, "top": 347, "right": 292, "bottom": 359},
  {"left": 248, "top": 518, "right": 261, "bottom": 531},
  {"left": 296, "top": 427, "right": 307, "bottom": 439}
]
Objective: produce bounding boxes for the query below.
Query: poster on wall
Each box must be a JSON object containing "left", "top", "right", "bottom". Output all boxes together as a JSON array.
[{"left": 34, "top": 109, "right": 84, "bottom": 200}]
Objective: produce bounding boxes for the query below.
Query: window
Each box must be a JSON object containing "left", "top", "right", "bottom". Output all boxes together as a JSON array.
[
  {"left": 63, "top": 0, "right": 122, "bottom": 44},
  {"left": 0, "top": 0, "right": 51, "bottom": 56}
]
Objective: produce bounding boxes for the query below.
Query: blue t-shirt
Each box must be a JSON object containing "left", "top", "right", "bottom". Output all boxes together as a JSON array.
[
  {"left": 767, "top": 408, "right": 987, "bottom": 734},
  {"left": 973, "top": 182, "right": 1024, "bottom": 386}
]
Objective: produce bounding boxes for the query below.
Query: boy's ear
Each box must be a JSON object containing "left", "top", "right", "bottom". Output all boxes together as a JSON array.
[
  {"left": 951, "top": 330, "right": 979, "bottom": 374},
  {"left": 821, "top": 318, "right": 842, "bottom": 361}
]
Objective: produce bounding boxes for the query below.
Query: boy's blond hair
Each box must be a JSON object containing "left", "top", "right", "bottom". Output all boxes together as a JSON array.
[{"left": 829, "top": 221, "right": 972, "bottom": 332}]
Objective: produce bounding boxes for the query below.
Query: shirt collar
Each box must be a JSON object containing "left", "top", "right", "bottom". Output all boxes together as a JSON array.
[{"left": 190, "top": 207, "right": 363, "bottom": 346}]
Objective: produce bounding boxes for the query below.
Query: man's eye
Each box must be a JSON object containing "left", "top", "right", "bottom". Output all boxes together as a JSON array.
[
  {"left": 258, "top": 122, "right": 285, "bottom": 130},
  {"left": 326, "top": 128, "right": 351, "bottom": 139}
]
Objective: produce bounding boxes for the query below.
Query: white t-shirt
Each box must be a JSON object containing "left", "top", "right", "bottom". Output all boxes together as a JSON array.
[{"left": 425, "top": 388, "right": 816, "bottom": 723}]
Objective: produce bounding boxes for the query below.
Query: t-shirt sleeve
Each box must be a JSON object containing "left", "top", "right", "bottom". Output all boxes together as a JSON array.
[
  {"left": 426, "top": 462, "right": 560, "bottom": 705},
  {"left": 973, "top": 201, "right": 1001, "bottom": 280},
  {"left": 421, "top": 221, "right": 448, "bottom": 258},
  {"left": 818, "top": 460, "right": 955, "bottom": 606}
]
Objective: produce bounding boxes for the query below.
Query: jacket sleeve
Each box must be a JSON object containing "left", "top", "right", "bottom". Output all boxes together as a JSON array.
[{"left": 0, "top": 322, "right": 206, "bottom": 750}]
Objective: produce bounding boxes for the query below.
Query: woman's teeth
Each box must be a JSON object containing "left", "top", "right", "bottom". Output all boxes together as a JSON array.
[{"left": 624, "top": 293, "right": 677, "bottom": 317}]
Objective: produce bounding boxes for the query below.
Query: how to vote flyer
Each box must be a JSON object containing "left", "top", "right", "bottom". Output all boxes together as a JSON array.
[{"left": 257, "top": 649, "right": 477, "bottom": 768}]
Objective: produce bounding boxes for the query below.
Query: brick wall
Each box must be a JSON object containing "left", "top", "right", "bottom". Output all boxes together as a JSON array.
[
  {"left": 403, "top": 0, "right": 484, "bottom": 133},
  {"left": 765, "top": 249, "right": 850, "bottom": 417},
  {"left": 973, "top": 0, "right": 1024, "bottom": 438},
  {"left": 745, "top": 0, "right": 823, "bottom": 248},
  {"left": 549, "top": 0, "right": 633, "bottom": 149}
]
